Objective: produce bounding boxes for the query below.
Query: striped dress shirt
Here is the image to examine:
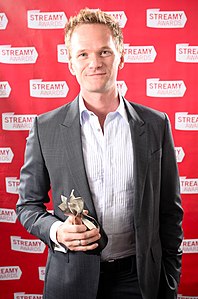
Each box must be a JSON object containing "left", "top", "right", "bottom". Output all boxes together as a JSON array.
[{"left": 80, "top": 95, "right": 136, "bottom": 261}]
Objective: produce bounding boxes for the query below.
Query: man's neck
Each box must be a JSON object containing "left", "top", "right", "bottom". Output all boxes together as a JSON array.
[{"left": 81, "top": 89, "right": 120, "bottom": 128}]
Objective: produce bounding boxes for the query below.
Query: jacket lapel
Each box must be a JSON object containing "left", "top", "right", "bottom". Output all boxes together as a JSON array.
[
  {"left": 124, "top": 99, "right": 148, "bottom": 225},
  {"left": 60, "top": 96, "right": 97, "bottom": 218},
  {"left": 60, "top": 96, "right": 148, "bottom": 222}
]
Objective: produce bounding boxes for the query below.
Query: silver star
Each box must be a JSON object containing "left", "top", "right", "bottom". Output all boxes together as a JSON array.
[{"left": 59, "top": 189, "right": 84, "bottom": 217}]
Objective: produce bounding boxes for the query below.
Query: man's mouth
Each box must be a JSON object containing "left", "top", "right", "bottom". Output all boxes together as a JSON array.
[{"left": 86, "top": 72, "right": 106, "bottom": 76}]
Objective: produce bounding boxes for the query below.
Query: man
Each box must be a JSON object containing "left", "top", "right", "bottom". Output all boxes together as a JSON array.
[{"left": 16, "top": 8, "right": 183, "bottom": 299}]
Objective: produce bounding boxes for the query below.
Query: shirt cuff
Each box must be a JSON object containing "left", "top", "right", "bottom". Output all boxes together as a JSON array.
[{"left": 50, "top": 221, "right": 66, "bottom": 253}]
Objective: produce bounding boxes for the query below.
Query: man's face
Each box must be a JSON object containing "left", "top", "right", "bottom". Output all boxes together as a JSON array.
[{"left": 68, "top": 23, "right": 124, "bottom": 95}]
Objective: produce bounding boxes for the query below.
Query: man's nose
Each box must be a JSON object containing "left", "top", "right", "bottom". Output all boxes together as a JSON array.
[{"left": 88, "top": 54, "right": 102, "bottom": 69}]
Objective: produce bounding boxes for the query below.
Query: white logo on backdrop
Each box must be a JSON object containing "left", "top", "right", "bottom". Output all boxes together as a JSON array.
[
  {"left": 5, "top": 177, "right": 20, "bottom": 194},
  {"left": 0, "top": 46, "right": 38, "bottom": 64},
  {"left": 2, "top": 112, "right": 36, "bottom": 130},
  {"left": 30, "top": 79, "right": 69, "bottom": 98},
  {"left": 176, "top": 44, "right": 198, "bottom": 63},
  {"left": 38, "top": 267, "right": 45, "bottom": 281},
  {"left": 146, "top": 79, "right": 186, "bottom": 97},
  {"left": 174, "top": 147, "right": 185, "bottom": 163},
  {"left": 0, "top": 147, "right": 14, "bottom": 163},
  {"left": 181, "top": 239, "right": 198, "bottom": 253},
  {"left": 0, "top": 13, "right": 8, "bottom": 30},
  {"left": 124, "top": 45, "right": 156, "bottom": 63},
  {"left": 11, "top": 236, "right": 46, "bottom": 253},
  {"left": 14, "top": 293, "right": 43, "bottom": 299},
  {"left": 116, "top": 81, "right": 128, "bottom": 97},
  {"left": 0, "top": 81, "right": 11, "bottom": 98},
  {"left": 175, "top": 113, "right": 198, "bottom": 130},
  {"left": 146, "top": 9, "right": 187, "bottom": 28},
  {"left": 178, "top": 295, "right": 198, "bottom": 299},
  {"left": 27, "top": 10, "right": 67, "bottom": 29},
  {"left": 0, "top": 208, "right": 17, "bottom": 223},
  {"left": 180, "top": 177, "right": 198, "bottom": 194},
  {"left": 57, "top": 44, "right": 69, "bottom": 63},
  {"left": 0, "top": 266, "right": 22, "bottom": 280}
]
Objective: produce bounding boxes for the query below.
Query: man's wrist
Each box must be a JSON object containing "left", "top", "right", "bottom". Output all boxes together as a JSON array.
[{"left": 50, "top": 221, "right": 66, "bottom": 252}]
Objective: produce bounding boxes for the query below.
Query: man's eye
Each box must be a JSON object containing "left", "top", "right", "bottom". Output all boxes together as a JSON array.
[
  {"left": 101, "top": 50, "right": 111, "bottom": 56},
  {"left": 78, "top": 53, "right": 87, "bottom": 58}
]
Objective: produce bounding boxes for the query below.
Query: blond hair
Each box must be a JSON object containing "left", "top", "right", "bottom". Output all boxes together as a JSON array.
[{"left": 65, "top": 8, "right": 123, "bottom": 57}]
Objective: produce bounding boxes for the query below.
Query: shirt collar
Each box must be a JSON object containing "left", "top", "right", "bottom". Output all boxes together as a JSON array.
[{"left": 79, "top": 93, "right": 128, "bottom": 125}]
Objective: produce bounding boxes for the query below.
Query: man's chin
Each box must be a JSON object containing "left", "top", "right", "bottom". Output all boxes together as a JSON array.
[{"left": 84, "top": 84, "right": 109, "bottom": 94}]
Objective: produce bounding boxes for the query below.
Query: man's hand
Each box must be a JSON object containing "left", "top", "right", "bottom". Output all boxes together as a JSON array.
[{"left": 56, "top": 214, "right": 101, "bottom": 251}]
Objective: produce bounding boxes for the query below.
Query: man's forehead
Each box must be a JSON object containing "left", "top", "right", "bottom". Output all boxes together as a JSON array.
[
  {"left": 71, "top": 23, "right": 112, "bottom": 39},
  {"left": 68, "top": 23, "right": 121, "bottom": 57}
]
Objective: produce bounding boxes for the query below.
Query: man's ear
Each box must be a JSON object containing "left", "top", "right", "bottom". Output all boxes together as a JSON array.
[
  {"left": 68, "top": 60, "right": 76, "bottom": 76},
  {"left": 118, "top": 53, "right": 125, "bottom": 70}
]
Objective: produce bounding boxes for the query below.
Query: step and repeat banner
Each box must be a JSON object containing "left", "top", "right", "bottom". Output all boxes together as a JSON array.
[{"left": 0, "top": 0, "right": 198, "bottom": 298}]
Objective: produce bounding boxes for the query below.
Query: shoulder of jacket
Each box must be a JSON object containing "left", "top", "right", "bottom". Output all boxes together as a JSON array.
[{"left": 126, "top": 100, "right": 167, "bottom": 121}]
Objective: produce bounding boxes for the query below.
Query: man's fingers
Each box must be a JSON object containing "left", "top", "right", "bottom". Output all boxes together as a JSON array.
[
  {"left": 80, "top": 233, "right": 101, "bottom": 246},
  {"left": 67, "top": 239, "right": 99, "bottom": 251},
  {"left": 61, "top": 229, "right": 101, "bottom": 251},
  {"left": 57, "top": 215, "right": 101, "bottom": 251},
  {"left": 64, "top": 228, "right": 100, "bottom": 242}
]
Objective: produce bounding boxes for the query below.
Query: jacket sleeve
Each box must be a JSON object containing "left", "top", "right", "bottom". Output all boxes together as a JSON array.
[
  {"left": 16, "top": 117, "right": 60, "bottom": 250},
  {"left": 158, "top": 114, "right": 183, "bottom": 297}
]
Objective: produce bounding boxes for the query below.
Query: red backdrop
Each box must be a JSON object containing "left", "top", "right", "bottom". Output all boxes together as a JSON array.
[{"left": 0, "top": 1, "right": 198, "bottom": 298}]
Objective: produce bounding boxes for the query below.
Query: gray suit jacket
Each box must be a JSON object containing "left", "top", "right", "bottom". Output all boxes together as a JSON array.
[{"left": 16, "top": 96, "right": 183, "bottom": 299}]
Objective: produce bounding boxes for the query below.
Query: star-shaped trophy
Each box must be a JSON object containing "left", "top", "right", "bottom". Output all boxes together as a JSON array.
[{"left": 58, "top": 189, "right": 99, "bottom": 230}]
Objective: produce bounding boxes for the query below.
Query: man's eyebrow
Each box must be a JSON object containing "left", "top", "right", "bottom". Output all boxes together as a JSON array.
[
  {"left": 76, "top": 49, "right": 87, "bottom": 54},
  {"left": 76, "top": 46, "right": 112, "bottom": 53},
  {"left": 100, "top": 46, "right": 112, "bottom": 50}
]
